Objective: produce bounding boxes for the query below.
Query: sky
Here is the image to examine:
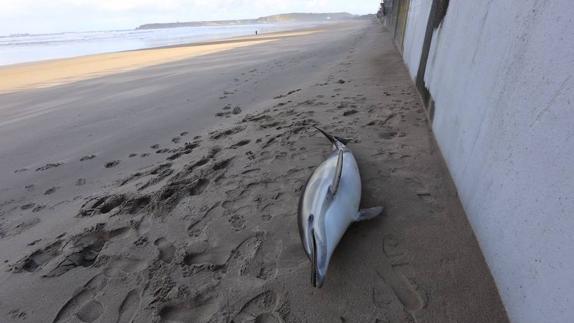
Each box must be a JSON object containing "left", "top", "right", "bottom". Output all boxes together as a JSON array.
[{"left": 0, "top": 0, "right": 380, "bottom": 35}]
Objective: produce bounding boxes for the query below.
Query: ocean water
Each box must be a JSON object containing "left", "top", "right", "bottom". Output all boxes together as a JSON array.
[{"left": 0, "top": 22, "right": 318, "bottom": 66}]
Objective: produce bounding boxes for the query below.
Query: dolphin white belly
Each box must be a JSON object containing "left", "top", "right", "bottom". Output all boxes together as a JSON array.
[{"left": 298, "top": 127, "right": 384, "bottom": 288}]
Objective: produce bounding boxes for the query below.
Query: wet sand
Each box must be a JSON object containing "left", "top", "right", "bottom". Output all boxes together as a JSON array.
[
  {"left": 0, "top": 21, "right": 508, "bottom": 322},
  {"left": 0, "top": 30, "right": 320, "bottom": 94}
]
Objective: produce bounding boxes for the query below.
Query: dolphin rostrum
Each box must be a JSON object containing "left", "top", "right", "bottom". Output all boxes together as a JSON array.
[{"left": 298, "top": 127, "right": 384, "bottom": 288}]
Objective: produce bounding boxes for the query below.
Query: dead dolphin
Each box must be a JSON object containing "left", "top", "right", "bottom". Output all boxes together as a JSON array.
[{"left": 298, "top": 127, "right": 383, "bottom": 288}]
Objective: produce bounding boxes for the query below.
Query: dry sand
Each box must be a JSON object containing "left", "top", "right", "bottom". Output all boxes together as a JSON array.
[{"left": 0, "top": 21, "right": 508, "bottom": 322}]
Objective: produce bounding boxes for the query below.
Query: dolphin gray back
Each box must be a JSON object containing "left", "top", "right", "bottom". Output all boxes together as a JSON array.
[
  {"left": 298, "top": 128, "right": 356, "bottom": 287},
  {"left": 298, "top": 127, "right": 347, "bottom": 259},
  {"left": 297, "top": 128, "right": 384, "bottom": 287}
]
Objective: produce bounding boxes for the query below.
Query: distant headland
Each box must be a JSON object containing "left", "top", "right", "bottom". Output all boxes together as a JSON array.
[{"left": 136, "top": 12, "right": 364, "bottom": 30}]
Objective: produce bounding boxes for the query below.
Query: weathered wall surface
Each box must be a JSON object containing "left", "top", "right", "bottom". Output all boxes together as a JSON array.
[
  {"left": 401, "top": 0, "right": 431, "bottom": 79},
  {"left": 412, "top": 1, "right": 574, "bottom": 322}
]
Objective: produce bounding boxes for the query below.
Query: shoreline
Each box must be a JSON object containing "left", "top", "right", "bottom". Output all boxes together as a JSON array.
[
  {"left": 0, "top": 28, "right": 325, "bottom": 94},
  {"left": 0, "top": 21, "right": 329, "bottom": 67}
]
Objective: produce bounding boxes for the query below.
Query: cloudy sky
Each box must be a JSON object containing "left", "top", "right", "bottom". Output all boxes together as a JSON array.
[{"left": 0, "top": 0, "right": 380, "bottom": 35}]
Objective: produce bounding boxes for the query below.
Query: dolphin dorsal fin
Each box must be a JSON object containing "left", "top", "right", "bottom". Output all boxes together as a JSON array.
[
  {"left": 330, "top": 149, "right": 344, "bottom": 195},
  {"left": 314, "top": 126, "right": 348, "bottom": 150}
]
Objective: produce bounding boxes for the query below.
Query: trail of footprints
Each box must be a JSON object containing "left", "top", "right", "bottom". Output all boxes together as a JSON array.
[
  {"left": 374, "top": 235, "right": 426, "bottom": 318},
  {"left": 9, "top": 109, "right": 311, "bottom": 321},
  {"left": 6, "top": 73, "right": 423, "bottom": 321},
  {"left": 52, "top": 273, "right": 143, "bottom": 323}
]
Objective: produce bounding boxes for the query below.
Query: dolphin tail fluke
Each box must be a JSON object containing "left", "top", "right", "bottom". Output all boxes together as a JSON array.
[
  {"left": 313, "top": 126, "right": 348, "bottom": 148},
  {"left": 333, "top": 136, "right": 349, "bottom": 145},
  {"left": 356, "top": 206, "right": 384, "bottom": 221}
]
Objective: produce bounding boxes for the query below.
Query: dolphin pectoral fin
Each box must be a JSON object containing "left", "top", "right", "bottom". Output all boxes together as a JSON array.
[
  {"left": 330, "top": 149, "right": 344, "bottom": 196},
  {"left": 311, "top": 228, "right": 327, "bottom": 288},
  {"left": 356, "top": 206, "right": 384, "bottom": 221},
  {"left": 311, "top": 231, "right": 318, "bottom": 287}
]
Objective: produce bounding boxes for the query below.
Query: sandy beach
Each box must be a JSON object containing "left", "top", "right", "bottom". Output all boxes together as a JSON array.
[
  {"left": 0, "top": 21, "right": 508, "bottom": 322},
  {"left": 0, "top": 30, "right": 319, "bottom": 94}
]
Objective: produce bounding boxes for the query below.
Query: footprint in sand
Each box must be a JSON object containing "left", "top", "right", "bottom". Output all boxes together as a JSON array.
[
  {"left": 224, "top": 205, "right": 252, "bottom": 232},
  {"left": 24, "top": 226, "right": 130, "bottom": 278},
  {"left": 182, "top": 242, "right": 212, "bottom": 267},
  {"left": 273, "top": 88, "right": 301, "bottom": 99},
  {"left": 379, "top": 131, "right": 398, "bottom": 140},
  {"left": 53, "top": 289, "right": 99, "bottom": 323},
  {"left": 223, "top": 233, "right": 271, "bottom": 279},
  {"left": 103, "top": 257, "right": 148, "bottom": 277},
  {"left": 232, "top": 290, "right": 287, "bottom": 323},
  {"left": 105, "top": 160, "right": 120, "bottom": 168},
  {"left": 229, "top": 140, "right": 251, "bottom": 149},
  {"left": 27, "top": 239, "right": 42, "bottom": 246},
  {"left": 186, "top": 202, "right": 221, "bottom": 239},
  {"left": 116, "top": 289, "right": 141, "bottom": 323},
  {"left": 8, "top": 309, "right": 27, "bottom": 320},
  {"left": 46, "top": 228, "right": 129, "bottom": 277},
  {"left": 44, "top": 187, "right": 59, "bottom": 195},
  {"left": 75, "top": 300, "right": 104, "bottom": 323},
  {"left": 12, "top": 240, "right": 63, "bottom": 273},
  {"left": 32, "top": 205, "right": 46, "bottom": 212},
  {"left": 78, "top": 194, "right": 126, "bottom": 217},
  {"left": 3, "top": 217, "right": 40, "bottom": 239},
  {"left": 158, "top": 300, "right": 219, "bottom": 323},
  {"left": 20, "top": 203, "right": 35, "bottom": 210},
  {"left": 154, "top": 238, "right": 176, "bottom": 263},
  {"left": 245, "top": 240, "right": 279, "bottom": 281},
  {"left": 128, "top": 164, "right": 174, "bottom": 188},
  {"left": 80, "top": 155, "right": 96, "bottom": 162},
  {"left": 374, "top": 235, "right": 426, "bottom": 315},
  {"left": 209, "top": 126, "right": 245, "bottom": 140},
  {"left": 366, "top": 114, "right": 396, "bottom": 127},
  {"left": 212, "top": 158, "right": 234, "bottom": 171},
  {"left": 36, "top": 163, "right": 63, "bottom": 172},
  {"left": 52, "top": 274, "right": 107, "bottom": 323},
  {"left": 122, "top": 195, "right": 151, "bottom": 215},
  {"left": 416, "top": 192, "right": 434, "bottom": 204}
]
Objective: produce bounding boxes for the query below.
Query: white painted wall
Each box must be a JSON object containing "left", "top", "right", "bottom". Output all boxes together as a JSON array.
[
  {"left": 418, "top": 1, "right": 574, "bottom": 322},
  {"left": 401, "top": 0, "right": 432, "bottom": 79}
]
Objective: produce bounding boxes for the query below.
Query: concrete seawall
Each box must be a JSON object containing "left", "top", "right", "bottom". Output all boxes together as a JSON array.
[{"left": 382, "top": 0, "right": 574, "bottom": 322}]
